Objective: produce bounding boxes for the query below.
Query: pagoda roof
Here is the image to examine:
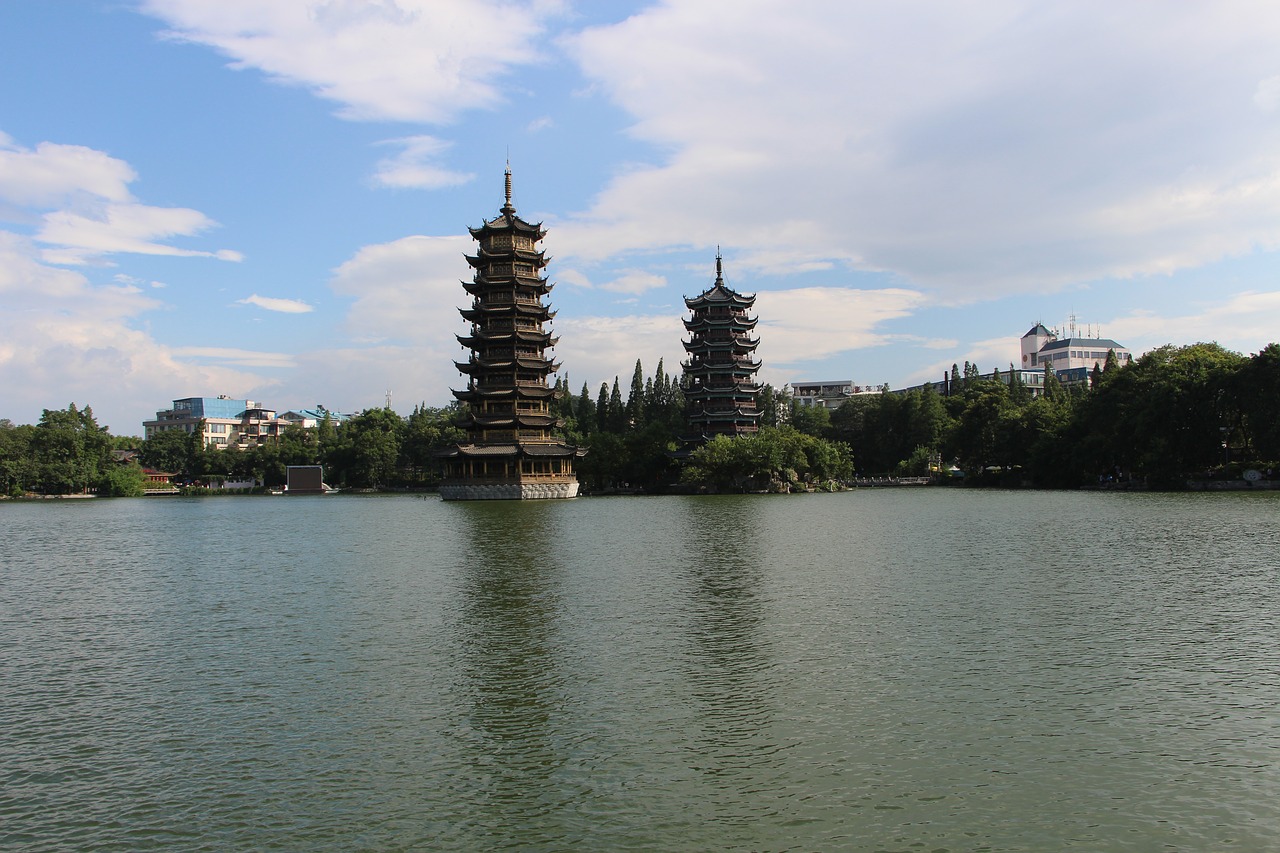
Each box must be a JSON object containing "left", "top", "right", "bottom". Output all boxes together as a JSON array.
[
  {"left": 472, "top": 246, "right": 546, "bottom": 263},
  {"left": 455, "top": 329, "right": 556, "bottom": 347},
  {"left": 684, "top": 316, "right": 758, "bottom": 332},
  {"left": 683, "top": 337, "right": 760, "bottom": 352},
  {"left": 440, "top": 441, "right": 581, "bottom": 458},
  {"left": 451, "top": 385, "right": 558, "bottom": 401},
  {"left": 464, "top": 252, "right": 548, "bottom": 270},
  {"left": 464, "top": 277, "right": 553, "bottom": 294},
  {"left": 459, "top": 303, "right": 554, "bottom": 321},
  {"left": 685, "top": 254, "right": 755, "bottom": 308},
  {"left": 467, "top": 169, "right": 546, "bottom": 239}
]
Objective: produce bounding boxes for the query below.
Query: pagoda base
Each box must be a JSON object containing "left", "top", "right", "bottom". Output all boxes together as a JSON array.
[{"left": 439, "top": 480, "right": 580, "bottom": 501}]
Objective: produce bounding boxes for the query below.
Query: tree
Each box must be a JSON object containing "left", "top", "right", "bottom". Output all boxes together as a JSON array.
[
  {"left": 140, "top": 428, "right": 195, "bottom": 474},
  {"left": 1235, "top": 343, "right": 1280, "bottom": 460},
  {"left": 575, "top": 381, "right": 597, "bottom": 435},
  {"left": 626, "top": 359, "right": 646, "bottom": 427},
  {"left": 98, "top": 461, "right": 147, "bottom": 497},
  {"left": 607, "top": 377, "right": 626, "bottom": 432},
  {"left": 0, "top": 421, "right": 35, "bottom": 495},
  {"left": 788, "top": 399, "right": 831, "bottom": 437},
  {"left": 30, "top": 404, "right": 112, "bottom": 495},
  {"left": 341, "top": 408, "right": 405, "bottom": 488}
]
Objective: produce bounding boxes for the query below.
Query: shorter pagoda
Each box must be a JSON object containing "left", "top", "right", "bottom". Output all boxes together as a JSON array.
[
  {"left": 437, "top": 170, "right": 583, "bottom": 500},
  {"left": 681, "top": 253, "right": 762, "bottom": 440}
]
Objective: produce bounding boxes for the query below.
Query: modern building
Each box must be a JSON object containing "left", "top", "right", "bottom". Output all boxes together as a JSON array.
[
  {"left": 789, "top": 380, "right": 881, "bottom": 409},
  {"left": 895, "top": 322, "right": 1133, "bottom": 397},
  {"left": 277, "top": 407, "right": 351, "bottom": 429},
  {"left": 143, "top": 396, "right": 282, "bottom": 448},
  {"left": 437, "top": 170, "right": 584, "bottom": 500},
  {"left": 1021, "top": 323, "right": 1132, "bottom": 385},
  {"left": 681, "top": 253, "right": 762, "bottom": 439}
]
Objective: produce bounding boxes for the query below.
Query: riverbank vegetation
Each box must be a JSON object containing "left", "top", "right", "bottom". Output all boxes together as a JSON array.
[{"left": 3, "top": 342, "right": 1278, "bottom": 496}]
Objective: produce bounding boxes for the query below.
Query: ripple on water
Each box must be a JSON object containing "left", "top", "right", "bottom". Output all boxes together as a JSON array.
[{"left": 2, "top": 491, "right": 1278, "bottom": 850}]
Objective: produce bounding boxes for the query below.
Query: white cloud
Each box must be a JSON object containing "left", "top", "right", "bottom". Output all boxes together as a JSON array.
[
  {"left": 555, "top": 313, "right": 687, "bottom": 390},
  {"left": 329, "top": 234, "right": 471, "bottom": 345},
  {"left": 237, "top": 294, "right": 315, "bottom": 313},
  {"left": 37, "top": 203, "right": 239, "bottom": 264},
  {"left": 0, "top": 232, "right": 271, "bottom": 433},
  {"left": 141, "top": 0, "right": 564, "bottom": 123},
  {"left": 1255, "top": 75, "right": 1280, "bottom": 112},
  {"left": 754, "top": 286, "right": 928, "bottom": 365},
  {"left": 598, "top": 269, "right": 666, "bottom": 295},
  {"left": 560, "top": 2, "right": 1280, "bottom": 297},
  {"left": 170, "top": 346, "right": 298, "bottom": 368},
  {"left": 1107, "top": 290, "right": 1280, "bottom": 358},
  {"left": 371, "top": 135, "right": 474, "bottom": 189},
  {"left": 0, "top": 137, "right": 135, "bottom": 207}
]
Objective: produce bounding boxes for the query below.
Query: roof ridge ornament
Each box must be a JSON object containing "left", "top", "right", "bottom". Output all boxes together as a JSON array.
[{"left": 715, "top": 247, "right": 724, "bottom": 287}]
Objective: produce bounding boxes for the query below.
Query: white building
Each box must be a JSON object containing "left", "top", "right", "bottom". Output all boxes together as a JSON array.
[
  {"left": 1021, "top": 323, "right": 1132, "bottom": 385},
  {"left": 143, "top": 396, "right": 281, "bottom": 448},
  {"left": 788, "top": 380, "right": 882, "bottom": 409}
]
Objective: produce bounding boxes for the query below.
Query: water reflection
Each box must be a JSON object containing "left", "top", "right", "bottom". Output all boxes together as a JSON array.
[
  {"left": 672, "top": 497, "right": 785, "bottom": 798},
  {"left": 445, "top": 500, "right": 580, "bottom": 847}
]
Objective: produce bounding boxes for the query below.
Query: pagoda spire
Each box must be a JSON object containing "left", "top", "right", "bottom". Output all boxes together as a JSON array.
[
  {"left": 715, "top": 247, "right": 724, "bottom": 287},
  {"left": 502, "top": 163, "right": 515, "bottom": 215}
]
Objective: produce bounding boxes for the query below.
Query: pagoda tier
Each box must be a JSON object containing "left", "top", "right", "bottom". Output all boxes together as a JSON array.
[
  {"left": 680, "top": 253, "right": 762, "bottom": 441},
  {"left": 438, "top": 169, "right": 584, "bottom": 500}
]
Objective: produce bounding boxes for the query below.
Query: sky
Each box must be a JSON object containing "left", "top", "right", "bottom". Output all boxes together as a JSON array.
[{"left": 3, "top": 1, "right": 1280, "bottom": 435}]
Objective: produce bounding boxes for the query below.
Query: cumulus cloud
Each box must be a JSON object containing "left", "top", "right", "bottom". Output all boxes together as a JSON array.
[
  {"left": 140, "top": 0, "right": 564, "bottom": 123},
  {"left": 597, "top": 269, "right": 667, "bottom": 295},
  {"left": 560, "top": 2, "right": 1280, "bottom": 297},
  {"left": 330, "top": 234, "right": 471, "bottom": 345},
  {"left": 237, "top": 294, "right": 314, "bottom": 313},
  {"left": 0, "top": 232, "right": 271, "bottom": 432},
  {"left": 0, "top": 135, "right": 135, "bottom": 207},
  {"left": 371, "top": 135, "right": 474, "bottom": 189},
  {"left": 755, "top": 286, "right": 928, "bottom": 365},
  {"left": 0, "top": 133, "right": 241, "bottom": 265}
]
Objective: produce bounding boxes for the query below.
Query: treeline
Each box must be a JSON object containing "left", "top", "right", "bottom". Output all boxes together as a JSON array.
[
  {"left": 822, "top": 342, "right": 1280, "bottom": 488},
  {"left": 0, "top": 405, "right": 146, "bottom": 497},
  {"left": 0, "top": 359, "right": 851, "bottom": 496},
  {"left": 136, "top": 404, "right": 466, "bottom": 491},
  {"left": 5, "top": 341, "right": 1276, "bottom": 497},
  {"left": 554, "top": 359, "right": 851, "bottom": 492}
]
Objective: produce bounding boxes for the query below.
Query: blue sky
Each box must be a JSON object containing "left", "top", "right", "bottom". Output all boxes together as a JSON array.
[{"left": 3, "top": 1, "right": 1280, "bottom": 435}]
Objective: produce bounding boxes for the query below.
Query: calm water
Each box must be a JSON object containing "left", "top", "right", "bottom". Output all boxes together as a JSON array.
[{"left": 2, "top": 490, "right": 1278, "bottom": 851}]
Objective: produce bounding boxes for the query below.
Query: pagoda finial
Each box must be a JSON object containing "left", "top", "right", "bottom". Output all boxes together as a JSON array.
[
  {"left": 715, "top": 247, "right": 724, "bottom": 287},
  {"left": 502, "top": 161, "right": 515, "bottom": 214}
]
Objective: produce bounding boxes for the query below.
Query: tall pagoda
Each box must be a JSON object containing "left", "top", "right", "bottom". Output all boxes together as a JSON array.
[
  {"left": 438, "top": 170, "right": 583, "bottom": 500},
  {"left": 681, "top": 252, "right": 762, "bottom": 440}
]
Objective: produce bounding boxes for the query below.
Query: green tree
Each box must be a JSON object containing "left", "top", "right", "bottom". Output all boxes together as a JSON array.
[
  {"left": 97, "top": 461, "right": 147, "bottom": 497},
  {"left": 30, "top": 404, "right": 112, "bottom": 495},
  {"left": 342, "top": 407, "right": 406, "bottom": 488},
  {"left": 788, "top": 399, "right": 831, "bottom": 437},
  {"left": 0, "top": 421, "right": 35, "bottom": 495},
  {"left": 626, "top": 359, "right": 646, "bottom": 428},
  {"left": 607, "top": 377, "right": 626, "bottom": 432},
  {"left": 1235, "top": 343, "right": 1280, "bottom": 459}
]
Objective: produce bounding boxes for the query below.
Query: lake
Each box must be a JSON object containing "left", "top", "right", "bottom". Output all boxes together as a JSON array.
[{"left": 2, "top": 489, "right": 1278, "bottom": 851}]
